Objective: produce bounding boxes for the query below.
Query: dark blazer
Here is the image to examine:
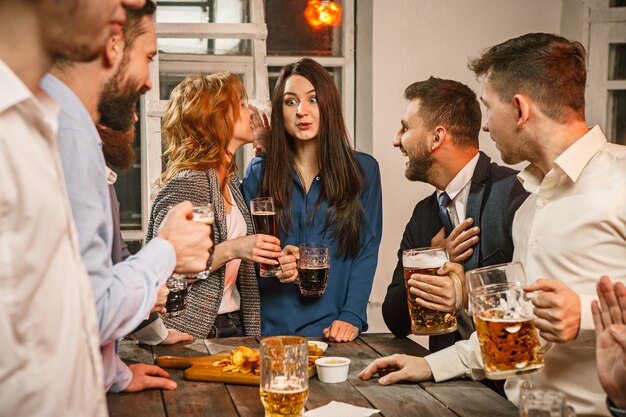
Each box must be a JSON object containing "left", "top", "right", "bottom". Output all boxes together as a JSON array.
[{"left": 382, "top": 152, "right": 528, "bottom": 350}]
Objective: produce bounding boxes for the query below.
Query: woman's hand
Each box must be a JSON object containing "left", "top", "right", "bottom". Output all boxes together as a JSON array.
[
  {"left": 276, "top": 245, "right": 300, "bottom": 283},
  {"left": 249, "top": 104, "right": 270, "bottom": 157},
  {"left": 323, "top": 320, "right": 359, "bottom": 342},
  {"left": 231, "top": 234, "right": 281, "bottom": 264}
]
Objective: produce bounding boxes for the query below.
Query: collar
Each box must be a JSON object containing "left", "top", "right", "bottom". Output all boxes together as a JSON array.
[
  {"left": 517, "top": 125, "right": 607, "bottom": 193},
  {"left": 437, "top": 152, "right": 479, "bottom": 200},
  {"left": 40, "top": 73, "right": 101, "bottom": 145}
]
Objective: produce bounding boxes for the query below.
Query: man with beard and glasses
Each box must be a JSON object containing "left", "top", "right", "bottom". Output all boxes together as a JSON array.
[
  {"left": 97, "top": 77, "right": 193, "bottom": 346},
  {"left": 381, "top": 77, "right": 527, "bottom": 359},
  {"left": 40, "top": 2, "right": 213, "bottom": 393},
  {"left": 0, "top": 0, "right": 147, "bottom": 414}
]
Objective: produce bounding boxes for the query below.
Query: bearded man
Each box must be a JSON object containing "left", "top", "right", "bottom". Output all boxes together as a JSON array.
[{"left": 382, "top": 77, "right": 527, "bottom": 357}]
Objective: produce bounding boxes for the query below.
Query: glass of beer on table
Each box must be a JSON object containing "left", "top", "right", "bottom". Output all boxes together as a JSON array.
[
  {"left": 402, "top": 246, "right": 456, "bottom": 335},
  {"left": 297, "top": 244, "right": 330, "bottom": 297},
  {"left": 250, "top": 197, "right": 281, "bottom": 278},
  {"left": 466, "top": 262, "right": 551, "bottom": 380},
  {"left": 260, "top": 336, "right": 309, "bottom": 417}
]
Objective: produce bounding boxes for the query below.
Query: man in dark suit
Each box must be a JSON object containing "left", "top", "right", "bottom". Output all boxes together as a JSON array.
[{"left": 382, "top": 77, "right": 528, "bottom": 353}]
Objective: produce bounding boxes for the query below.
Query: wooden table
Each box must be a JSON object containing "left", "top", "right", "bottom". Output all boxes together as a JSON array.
[{"left": 107, "top": 333, "right": 518, "bottom": 417}]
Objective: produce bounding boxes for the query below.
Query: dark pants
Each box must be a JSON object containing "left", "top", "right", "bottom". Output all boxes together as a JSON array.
[{"left": 207, "top": 311, "right": 244, "bottom": 338}]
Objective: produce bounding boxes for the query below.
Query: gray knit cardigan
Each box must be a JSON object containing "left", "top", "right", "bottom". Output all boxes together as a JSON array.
[{"left": 145, "top": 169, "right": 261, "bottom": 338}]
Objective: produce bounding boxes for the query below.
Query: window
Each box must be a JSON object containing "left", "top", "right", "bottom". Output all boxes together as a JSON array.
[
  {"left": 116, "top": 0, "right": 354, "bottom": 236},
  {"left": 586, "top": 0, "right": 626, "bottom": 145}
]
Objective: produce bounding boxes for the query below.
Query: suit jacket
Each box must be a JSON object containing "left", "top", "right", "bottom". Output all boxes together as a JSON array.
[{"left": 382, "top": 152, "right": 528, "bottom": 350}]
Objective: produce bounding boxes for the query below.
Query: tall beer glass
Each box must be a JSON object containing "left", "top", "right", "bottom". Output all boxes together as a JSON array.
[
  {"left": 402, "top": 247, "right": 456, "bottom": 335},
  {"left": 191, "top": 204, "right": 215, "bottom": 279},
  {"left": 260, "top": 336, "right": 309, "bottom": 417},
  {"left": 250, "top": 197, "right": 280, "bottom": 278},
  {"left": 467, "top": 262, "right": 549, "bottom": 380}
]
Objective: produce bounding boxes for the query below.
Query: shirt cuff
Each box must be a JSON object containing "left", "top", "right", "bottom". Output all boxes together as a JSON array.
[
  {"left": 425, "top": 346, "right": 469, "bottom": 382},
  {"left": 130, "top": 318, "right": 168, "bottom": 345},
  {"left": 337, "top": 310, "right": 365, "bottom": 332},
  {"left": 108, "top": 356, "right": 133, "bottom": 393},
  {"left": 139, "top": 237, "right": 176, "bottom": 286},
  {"left": 579, "top": 293, "right": 597, "bottom": 331}
]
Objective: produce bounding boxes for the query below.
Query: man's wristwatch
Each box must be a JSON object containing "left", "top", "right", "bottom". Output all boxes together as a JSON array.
[{"left": 607, "top": 397, "right": 626, "bottom": 417}]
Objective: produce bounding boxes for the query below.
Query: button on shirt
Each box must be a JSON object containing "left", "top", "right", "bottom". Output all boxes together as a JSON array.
[
  {"left": 0, "top": 60, "right": 106, "bottom": 416},
  {"left": 41, "top": 74, "right": 176, "bottom": 392},
  {"left": 425, "top": 126, "right": 626, "bottom": 416}
]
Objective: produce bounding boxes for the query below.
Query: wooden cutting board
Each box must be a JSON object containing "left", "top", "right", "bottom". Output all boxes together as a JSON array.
[{"left": 156, "top": 351, "right": 316, "bottom": 386}]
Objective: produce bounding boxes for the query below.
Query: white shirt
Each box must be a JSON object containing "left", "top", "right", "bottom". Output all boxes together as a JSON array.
[
  {"left": 436, "top": 152, "right": 479, "bottom": 227},
  {"left": 0, "top": 60, "right": 106, "bottom": 416},
  {"left": 425, "top": 126, "right": 626, "bottom": 416},
  {"left": 218, "top": 195, "right": 246, "bottom": 314}
]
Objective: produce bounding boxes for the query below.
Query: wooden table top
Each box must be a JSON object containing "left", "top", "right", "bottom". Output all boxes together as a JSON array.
[{"left": 107, "top": 333, "right": 518, "bottom": 417}]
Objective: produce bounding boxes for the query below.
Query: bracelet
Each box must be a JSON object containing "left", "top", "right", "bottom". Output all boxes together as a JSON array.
[{"left": 607, "top": 397, "right": 626, "bottom": 417}]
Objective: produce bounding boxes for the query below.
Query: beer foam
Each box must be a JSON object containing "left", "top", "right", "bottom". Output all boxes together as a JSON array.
[
  {"left": 403, "top": 251, "right": 447, "bottom": 269},
  {"left": 251, "top": 210, "right": 276, "bottom": 215}
]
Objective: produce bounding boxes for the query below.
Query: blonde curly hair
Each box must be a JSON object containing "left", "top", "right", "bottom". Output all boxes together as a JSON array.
[{"left": 157, "top": 72, "right": 247, "bottom": 190}]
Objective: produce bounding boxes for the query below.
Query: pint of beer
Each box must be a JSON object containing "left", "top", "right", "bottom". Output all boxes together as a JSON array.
[
  {"left": 297, "top": 244, "right": 330, "bottom": 297},
  {"left": 467, "top": 263, "right": 548, "bottom": 379},
  {"left": 402, "top": 247, "right": 456, "bottom": 335},
  {"left": 260, "top": 336, "right": 309, "bottom": 417},
  {"left": 250, "top": 197, "right": 281, "bottom": 278}
]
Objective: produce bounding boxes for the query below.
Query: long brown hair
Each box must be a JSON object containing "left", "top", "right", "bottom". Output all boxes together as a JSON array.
[
  {"left": 158, "top": 72, "right": 247, "bottom": 192},
  {"left": 259, "top": 58, "right": 365, "bottom": 258}
]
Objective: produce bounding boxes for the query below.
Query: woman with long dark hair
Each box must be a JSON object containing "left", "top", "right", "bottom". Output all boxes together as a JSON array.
[
  {"left": 243, "top": 58, "right": 382, "bottom": 342},
  {"left": 146, "top": 72, "right": 281, "bottom": 339}
]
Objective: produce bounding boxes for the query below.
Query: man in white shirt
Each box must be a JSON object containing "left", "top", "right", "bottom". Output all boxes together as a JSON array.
[
  {"left": 360, "top": 33, "right": 626, "bottom": 416},
  {"left": 0, "top": 0, "right": 143, "bottom": 416}
]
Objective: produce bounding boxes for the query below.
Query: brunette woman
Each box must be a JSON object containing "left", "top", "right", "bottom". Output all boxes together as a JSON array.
[{"left": 243, "top": 58, "right": 382, "bottom": 342}]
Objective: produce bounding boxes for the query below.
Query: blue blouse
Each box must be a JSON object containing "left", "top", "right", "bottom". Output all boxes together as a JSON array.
[{"left": 242, "top": 151, "right": 383, "bottom": 337}]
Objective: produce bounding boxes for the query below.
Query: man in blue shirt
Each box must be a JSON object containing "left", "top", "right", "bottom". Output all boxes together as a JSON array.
[{"left": 41, "top": 2, "right": 213, "bottom": 393}]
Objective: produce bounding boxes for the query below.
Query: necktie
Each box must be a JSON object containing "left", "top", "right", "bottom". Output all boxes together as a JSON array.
[{"left": 438, "top": 192, "right": 454, "bottom": 235}]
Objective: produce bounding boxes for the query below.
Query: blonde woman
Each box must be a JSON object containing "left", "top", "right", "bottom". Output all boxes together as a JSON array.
[{"left": 146, "top": 72, "right": 281, "bottom": 338}]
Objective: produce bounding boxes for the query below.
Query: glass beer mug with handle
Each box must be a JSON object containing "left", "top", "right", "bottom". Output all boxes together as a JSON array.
[
  {"left": 250, "top": 197, "right": 281, "bottom": 278},
  {"left": 466, "top": 262, "right": 552, "bottom": 380},
  {"left": 260, "top": 336, "right": 309, "bottom": 417},
  {"left": 402, "top": 247, "right": 457, "bottom": 335}
]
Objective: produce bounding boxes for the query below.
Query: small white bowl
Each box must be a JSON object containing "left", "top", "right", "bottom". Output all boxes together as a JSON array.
[
  {"left": 315, "top": 356, "right": 350, "bottom": 383},
  {"left": 309, "top": 340, "right": 328, "bottom": 353}
]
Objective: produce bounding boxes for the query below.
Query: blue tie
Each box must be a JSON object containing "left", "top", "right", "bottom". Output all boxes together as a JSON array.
[{"left": 438, "top": 192, "right": 454, "bottom": 236}]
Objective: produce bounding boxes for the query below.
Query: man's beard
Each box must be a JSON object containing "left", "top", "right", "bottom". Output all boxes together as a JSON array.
[
  {"left": 405, "top": 142, "right": 433, "bottom": 183},
  {"left": 97, "top": 59, "right": 144, "bottom": 170},
  {"left": 97, "top": 123, "right": 136, "bottom": 170}
]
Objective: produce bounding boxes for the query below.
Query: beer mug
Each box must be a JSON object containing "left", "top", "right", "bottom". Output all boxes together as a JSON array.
[
  {"left": 466, "top": 262, "right": 550, "bottom": 380},
  {"left": 250, "top": 197, "right": 281, "bottom": 278},
  {"left": 163, "top": 273, "right": 189, "bottom": 318},
  {"left": 402, "top": 247, "right": 457, "bottom": 335},
  {"left": 297, "top": 244, "right": 330, "bottom": 297},
  {"left": 191, "top": 204, "right": 215, "bottom": 279},
  {"left": 518, "top": 388, "right": 576, "bottom": 417},
  {"left": 260, "top": 336, "right": 309, "bottom": 417}
]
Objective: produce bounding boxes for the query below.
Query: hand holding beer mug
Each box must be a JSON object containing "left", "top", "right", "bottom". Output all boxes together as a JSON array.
[
  {"left": 250, "top": 197, "right": 281, "bottom": 278},
  {"left": 466, "top": 262, "right": 552, "bottom": 379},
  {"left": 260, "top": 336, "right": 309, "bottom": 417},
  {"left": 297, "top": 244, "right": 330, "bottom": 297},
  {"left": 402, "top": 247, "right": 458, "bottom": 335},
  {"left": 191, "top": 204, "right": 215, "bottom": 279}
]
